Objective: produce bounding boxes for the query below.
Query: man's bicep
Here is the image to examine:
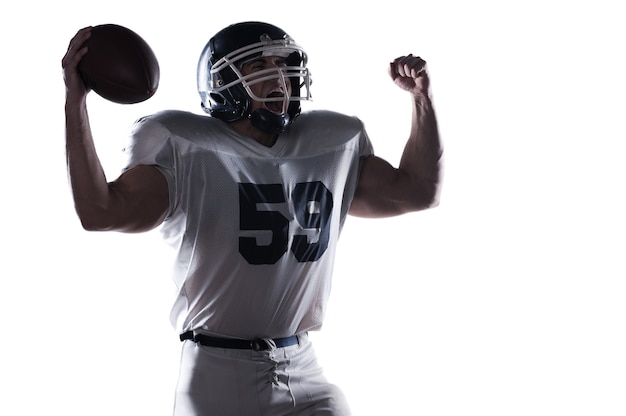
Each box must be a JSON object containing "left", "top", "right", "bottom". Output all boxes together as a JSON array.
[
  {"left": 349, "top": 155, "right": 406, "bottom": 218},
  {"left": 109, "top": 165, "right": 170, "bottom": 233}
]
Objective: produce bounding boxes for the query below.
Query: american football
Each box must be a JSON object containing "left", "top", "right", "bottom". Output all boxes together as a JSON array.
[{"left": 78, "top": 24, "right": 160, "bottom": 104}]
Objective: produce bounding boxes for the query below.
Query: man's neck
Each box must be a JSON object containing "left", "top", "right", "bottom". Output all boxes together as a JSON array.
[{"left": 229, "top": 119, "right": 278, "bottom": 147}]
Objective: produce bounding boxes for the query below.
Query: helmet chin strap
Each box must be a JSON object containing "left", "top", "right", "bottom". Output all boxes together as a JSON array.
[{"left": 249, "top": 108, "right": 290, "bottom": 135}]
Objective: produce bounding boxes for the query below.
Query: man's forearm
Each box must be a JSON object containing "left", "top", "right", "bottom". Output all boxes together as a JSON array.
[
  {"left": 65, "top": 97, "right": 112, "bottom": 228},
  {"left": 399, "top": 94, "right": 443, "bottom": 207}
]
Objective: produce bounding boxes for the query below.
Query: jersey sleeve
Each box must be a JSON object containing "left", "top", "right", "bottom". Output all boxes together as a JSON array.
[
  {"left": 123, "top": 113, "right": 180, "bottom": 219},
  {"left": 358, "top": 121, "right": 374, "bottom": 159}
]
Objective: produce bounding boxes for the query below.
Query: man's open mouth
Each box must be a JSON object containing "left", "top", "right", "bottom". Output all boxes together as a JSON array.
[{"left": 265, "top": 91, "right": 287, "bottom": 114}]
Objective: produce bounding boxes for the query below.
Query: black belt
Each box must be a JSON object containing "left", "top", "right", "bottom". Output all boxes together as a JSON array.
[{"left": 180, "top": 331, "right": 300, "bottom": 351}]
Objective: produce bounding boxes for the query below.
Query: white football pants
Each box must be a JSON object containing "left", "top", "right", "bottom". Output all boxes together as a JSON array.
[{"left": 173, "top": 334, "right": 351, "bottom": 415}]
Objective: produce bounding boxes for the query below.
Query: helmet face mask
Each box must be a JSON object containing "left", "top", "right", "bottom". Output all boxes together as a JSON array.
[{"left": 198, "top": 22, "right": 312, "bottom": 133}]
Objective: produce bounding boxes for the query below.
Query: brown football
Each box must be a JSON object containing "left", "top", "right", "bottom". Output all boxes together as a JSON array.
[{"left": 78, "top": 24, "right": 160, "bottom": 104}]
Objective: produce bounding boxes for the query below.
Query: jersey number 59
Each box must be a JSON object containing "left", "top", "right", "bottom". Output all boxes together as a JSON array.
[{"left": 238, "top": 182, "right": 333, "bottom": 265}]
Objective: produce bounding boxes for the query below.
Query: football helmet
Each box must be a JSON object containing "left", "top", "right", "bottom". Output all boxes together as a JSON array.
[{"left": 197, "top": 22, "right": 312, "bottom": 134}]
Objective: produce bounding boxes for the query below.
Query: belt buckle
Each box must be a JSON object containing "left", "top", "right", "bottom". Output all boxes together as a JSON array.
[{"left": 250, "top": 339, "right": 267, "bottom": 351}]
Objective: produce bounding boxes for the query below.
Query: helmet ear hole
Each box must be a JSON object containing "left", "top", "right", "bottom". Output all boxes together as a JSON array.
[{"left": 210, "top": 93, "right": 226, "bottom": 105}]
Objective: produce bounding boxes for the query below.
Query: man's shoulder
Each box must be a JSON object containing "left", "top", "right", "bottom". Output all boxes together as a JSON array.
[
  {"left": 138, "top": 109, "right": 218, "bottom": 128},
  {"left": 295, "top": 109, "right": 363, "bottom": 128},
  {"left": 289, "top": 110, "right": 367, "bottom": 143},
  {"left": 281, "top": 110, "right": 370, "bottom": 157},
  {"left": 132, "top": 110, "right": 230, "bottom": 142}
]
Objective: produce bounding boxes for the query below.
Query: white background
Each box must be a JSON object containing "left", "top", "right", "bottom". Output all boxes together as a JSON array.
[{"left": 1, "top": 1, "right": 625, "bottom": 415}]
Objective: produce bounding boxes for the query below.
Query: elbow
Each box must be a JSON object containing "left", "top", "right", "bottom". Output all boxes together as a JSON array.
[
  {"left": 417, "top": 165, "right": 443, "bottom": 210},
  {"left": 401, "top": 160, "right": 443, "bottom": 213},
  {"left": 75, "top": 206, "right": 115, "bottom": 232},
  {"left": 426, "top": 180, "right": 443, "bottom": 209},
  {"left": 78, "top": 214, "right": 113, "bottom": 232},
  {"left": 412, "top": 188, "right": 440, "bottom": 211},
  {"left": 427, "top": 193, "right": 441, "bottom": 210},
  {"left": 406, "top": 177, "right": 442, "bottom": 212},
  {"left": 75, "top": 205, "right": 164, "bottom": 234},
  {"left": 423, "top": 192, "right": 441, "bottom": 210}
]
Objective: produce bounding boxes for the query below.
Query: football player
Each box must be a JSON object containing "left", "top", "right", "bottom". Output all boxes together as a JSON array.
[{"left": 62, "top": 21, "right": 443, "bottom": 415}]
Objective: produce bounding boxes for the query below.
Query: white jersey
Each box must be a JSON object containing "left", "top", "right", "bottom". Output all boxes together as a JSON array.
[{"left": 124, "top": 109, "right": 373, "bottom": 339}]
